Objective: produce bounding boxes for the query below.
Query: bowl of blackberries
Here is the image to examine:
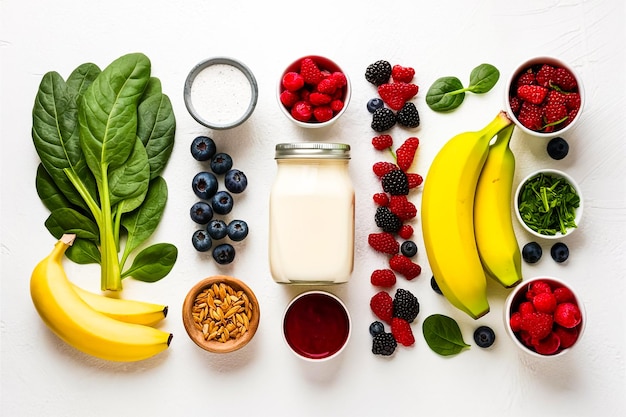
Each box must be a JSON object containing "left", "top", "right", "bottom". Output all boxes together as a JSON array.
[{"left": 189, "top": 135, "right": 249, "bottom": 264}]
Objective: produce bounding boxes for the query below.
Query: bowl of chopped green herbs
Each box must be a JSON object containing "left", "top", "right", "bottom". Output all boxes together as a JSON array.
[{"left": 514, "top": 169, "right": 583, "bottom": 239}]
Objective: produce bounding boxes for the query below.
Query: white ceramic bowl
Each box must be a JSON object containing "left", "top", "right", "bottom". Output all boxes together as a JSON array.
[
  {"left": 514, "top": 169, "right": 583, "bottom": 240},
  {"left": 504, "top": 56, "right": 584, "bottom": 138},
  {"left": 277, "top": 55, "right": 351, "bottom": 128},
  {"left": 504, "top": 276, "right": 586, "bottom": 358}
]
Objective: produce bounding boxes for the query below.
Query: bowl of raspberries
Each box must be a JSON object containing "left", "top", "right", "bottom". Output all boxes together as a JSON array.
[
  {"left": 505, "top": 56, "right": 584, "bottom": 137},
  {"left": 277, "top": 55, "right": 351, "bottom": 128},
  {"left": 504, "top": 276, "right": 586, "bottom": 358}
]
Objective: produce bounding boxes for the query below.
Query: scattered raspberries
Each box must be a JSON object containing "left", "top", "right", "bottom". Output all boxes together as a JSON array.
[
  {"left": 369, "top": 288, "right": 420, "bottom": 353},
  {"left": 280, "top": 57, "right": 348, "bottom": 124},
  {"left": 509, "top": 279, "right": 583, "bottom": 355},
  {"left": 508, "top": 63, "right": 581, "bottom": 133}
]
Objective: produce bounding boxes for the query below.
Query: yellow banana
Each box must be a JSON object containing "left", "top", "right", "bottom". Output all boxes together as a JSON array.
[
  {"left": 474, "top": 124, "right": 523, "bottom": 288},
  {"left": 421, "top": 111, "right": 512, "bottom": 319},
  {"left": 30, "top": 234, "right": 172, "bottom": 362},
  {"left": 71, "top": 284, "right": 168, "bottom": 326}
]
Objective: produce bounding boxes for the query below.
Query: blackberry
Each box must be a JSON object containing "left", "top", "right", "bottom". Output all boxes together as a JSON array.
[
  {"left": 365, "top": 60, "right": 392, "bottom": 86},
  {"left": 369, "top": 321, "right": 385, "bottom": 337},
  {"left": 371, "top": 107, "right": 396, "bottom": 132},
  {"left": 396, "top": 102, "right": 420, "bottom": 128},
  {"left": 393, "top": 288, "right": 419, "bottom": 323},
  {"left": 372, "top": 332, "right": 397, "bottom": 356},
  {"left": 381, "top": 169, "right": 409, "bottom": 195},
  {"left": 375, "top": 207, "right": 402, "bottom": 233}
]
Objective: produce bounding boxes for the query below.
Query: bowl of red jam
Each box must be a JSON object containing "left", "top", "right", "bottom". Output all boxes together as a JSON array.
[{"left": 282, "top": 290, "right": 351, "bottom": 361}]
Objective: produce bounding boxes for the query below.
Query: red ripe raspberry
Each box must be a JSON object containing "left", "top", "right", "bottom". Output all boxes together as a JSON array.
[
  {"left": 368, "top": 232, "right": 399, "bottom": 254},
  {"left": 516, "top": 71, "right": 536, "bottom": 87},
  {"left": 554, "top": 302, "right": 582, "bottom": 328},
  {"left": 313, "top": 106, "right": 334, "bottom": 123},
  {"left": 378, "top": 82, "right": 419, "bottom": 111},
  {"left": 309, "top": 92, "right": 332, "bottom": 106},
  {"left": 544, "top": 103, "right": 568, "bottom": 126},
  {"left": 316, "top": 78, "right": 338, "bottom": 95},
  {"left": 372, "top": 192, "right": 389, "bottom": 206},
  {"left": 406, "top": 173, "right": 423, "bottom": 189},
  {"left": 532, "top": 292, "right": 557, "bottom": 314},
  {"left": 282, "top": 71, "right": 304, "bottom": 91},
  {"left": 533, "top": 332, "right": 560, "bottom": 355},
  {"left": 510, "top": 312, "right": 523, "bottom": 332},
  {"left": 518, "top": 301, "right": 536, "bottom": 317},
  {"left": 565, "top": 92, "right": 581, "bottom": 112},
  {"left": 391, "top": 317, "right": 415, "bottom": 346},
  {"left": 388, "top": 195, "right": 417, "bottom": 221},
  {"left": 279, "top": 90, "right": 300, "bottom": 108},
  {"left": 554, "top": 325, "right": 579, "bottom": 348},
  {"left": 372, "top": 134, "right": 393, "bottom": 150},
  {"left": 525, "top": 280, "right": 552, "bottom": 301},
  {"left": 553, "top": 286, "right": 575, "bottom": 303},
  {"left": 391, "top": 65, "right": 415, "bottom": 83},
  {"left": 371, "top": 269, "right": 397, "bottom": 287},
  {"left": 517, "top": 102, "right": 543, "bottom": 131},
  {"left": 389, "top": 254, "right": 421, "bottom": 280},
  {"left": 370, "top": 291, "right": 394, "bottom": 323},
  {"left": 300, "top": 57, "right": 324, "bottom": 85},
  {"left": 395, "top": 137, "right": 419, "bottom": 171},
  {"left": 547, "top": 90, "right": 567, "bottom": 106},
  {"left": 330, "top": 71, "right": 347, "bottom": 88},
  {"left": 521, "top": 312, "right": 553, "bottom": 342},
  {"left": 372, "top": 161, "right": 399, "bottom": 177},
  {"left": 517, "top": 84, "right": 548, "bottom": 104},
  {"left": 330, "top": 99, "right": 344, "bottom": 112},
  {"left": 553, "top": 67, "right": 577, "bottom": 91},
  {"left": 509, "top": 96, "right": 521, "bottom": 114},
  {"left": 536, "top": 64, "right": 556, "bottom": 87},
  {"left": 398, "top": 224, "right": 414, "bottom": 240},
  {"left": 290, "top": 101, "right": 313, "bottom": 122}
]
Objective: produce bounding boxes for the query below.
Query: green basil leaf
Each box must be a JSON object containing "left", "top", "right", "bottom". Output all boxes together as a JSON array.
[
  {"left": 425, "top": 76, "right": 466, "bottom": 112},
  {"left": 44, "top": 208, "right": 99, "bottom": 241},
  {"left": 422, "top": 314, "right": 470, "bottom": 356},
  {"left": 66, "top": 238, "right": 101, "bottom": 265},
  {"left": 108, "top": 137, "right": 150, "bottom": 211},
  {"left": 137, "top": 93, "right": 176, "bottom": 179},
  {"left": 468, "top": 63, "right": 500, "bottom": 94},
  {"left": 121, "top": 243, "right": 177, "bottom": 282}
]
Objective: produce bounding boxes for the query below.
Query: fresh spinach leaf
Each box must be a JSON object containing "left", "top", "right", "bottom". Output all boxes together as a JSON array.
[
  {"left": 425, "top": 76, "right": 465, "bottom": 112},
  {"left": 35, "top": 164, "right": 72, "bottom": 212},
  {"left": 66, "top": 63, "right": 100, "bottom": 97},
  {"left": 422, "top": 314, "right": 470, "bottom": 356},
  {"left": 121, "top": 243, "right": 178, "bottom": 282},
  {"left": 468, "top": 63, "right": 500, "bottom": 94},
  {"left": 66, "top": 239, "right": 101, "bottom": 265},
  {"left": 137, "top": 93, "right": 176, "bottom": 179},
  {"left": 108, "top": 137, "right": 150, "bottom": 211},
  {"left": 44, "top": 208, "right": 99, "bottom": 241}
]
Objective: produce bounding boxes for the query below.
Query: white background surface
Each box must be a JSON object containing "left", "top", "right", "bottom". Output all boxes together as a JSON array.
[{"left": 1, "top": 1, "right": 625, "bottom": 416}]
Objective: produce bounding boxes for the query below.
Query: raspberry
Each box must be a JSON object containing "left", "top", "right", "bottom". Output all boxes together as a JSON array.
[
  {"left": 536, "top": 64, "right": 556, "bottom": 87},
  {"left": 521, "top": 312, "right": 553, "bottom": 342},
  {"left": 509, "top": 96, "right": 521, "bottom": 114},
  {"left": 316, "top": 77, "right": 338, "bottom": 95},
  {"left": 396, "top": 102, "right": 420, "bottom": 128},
  {"left": 372, "top": 192, "right": 389, "bottom": 206},
  {"left": 378, "top": 82, "right": 419, "bottom": 111},
  {"left": 532, "top": 292, "right": 557, "bottom": 314},
  {"left": 547, "top": 90, "right": 567, "bottom": 106},
  {"left": 533, "top": 332, "right": 560, "bottom": 355},
  {"left": 565, "top": 92, "right": 581, "bottom": 112},
  {"left": 372, "top": 134, "right": 393, "bottom": 150},
  {"left": 371, "top": 269, "right": 397, "bottom": 287},
  {"left": 525, "top": 280, "right": 552, "bottom": 301},
  {"left": 391, "top": 317, "right": 415, "bottom": 346},
  {"left": 371, "top": 107, "right": 396, "bottom": 132},
  {"left": 406, "top": 173, "right": 423, "bottom": 189},
  {"left": 290, "top": 101, "right": 313, "bottom": 122},
  {"left": 517, "top": 84, "right": 548, "bottom": 104},
  {"left": 313, "top": 106, "right": 334, "bottom": 123},
  {"left": 395, "top": 137, "right": 419, "bottom": 171},
  {"left": 372, "top": 332, "right": 397, "bottom": 356},
  {"left": 518, "top": 301, "right": 536, "bottom": 317},
  {"left": 553, "top": 286, "right": 575, "bottom": 303},
  {"left": 388, "top": 195, "right": 417, "bottom": 221},
  {"left": 389, "top": 254, "right": 421, "bottom": 280},
  {"left": 365, "top": 60, "right": 392, "bottom": 86},
  {"left": 517, "top": 102, "right": 543, "bottom": 131},
  {"left": 368, "top": 232, "right": 399, "bottom": 254},
  {"left": 300, "top": 57, "right": 324, "bottom": 85},
  {"left": 543, "top": 103, "right": 568, "bottom": 126},
  {"left": 282, "top": 71, "right": 305, "bottom": 91},
  {"left": 516, "top": 71, "right": 536, "bottom": 87},
  {"left": 510, "top": 311, "right": 523, "bottom": 332},
  {"left": 370, "top": 291, "right": 393, "bottom": 323},
  {"left": 372, "top": 161, "right": 398, "bottom": 177},
  {"left": 391, "top": 65, "right": 415, "bottom": 83},
  {"left": 308, "top": 92, "right": 332, "bottom": 106},
  {"left": 554, "top": 302, "right": 582, "bottom": 328},
  {"left": 398, "top": 224, "right": 414, "bottom": 240},
  {"left": 375, "top": 206, "right": 403, "bottom": 233},
  {"left": 330, "top": 99, "right": 344, "bottom": 113},
  {"left": 279, "top": 90, "right": 300, "bottom": 108},
  {"left": 553, "top": 67, "right": 577, "bottom": 91},
  {"left": 330, "top": 71, "right": 347, "bottom": 88},
  {"left": 392, "top": 288, "right": 419, "bottom": 322},
  {"left": 381, "top": 169, "right": 409, "bottom": 195},
  {"left": 554, "top": 325, "right": 579, "bottom": 348}
]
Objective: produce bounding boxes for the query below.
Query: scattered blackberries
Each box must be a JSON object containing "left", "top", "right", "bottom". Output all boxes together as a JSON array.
[
  {"left": 375, "top": 207, "right": 403, "bottom": 233},
  {"left": 372, "top": 332, "right": 397, "bottom": 356},
  {"left": 381, "top": 169, "right": 409, "bottom": 195},
  {"left": 365, "top": 60, "right": 392, "bottom": 86},
  {"left": 396, "top": 102, "right": 420, "bottom": 128},
  {"left": 392, "top": 288, "right": 419, "bottom": 323},
  {"left": 371, "top": 107, "right": 396, "bottom": 132}
]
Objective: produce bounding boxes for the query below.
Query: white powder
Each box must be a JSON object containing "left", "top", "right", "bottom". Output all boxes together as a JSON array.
[{"left": 190, "top": 63, "right": 253, "bottom": 126}]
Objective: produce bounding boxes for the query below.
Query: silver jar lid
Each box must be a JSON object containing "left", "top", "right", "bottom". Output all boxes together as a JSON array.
[{"left": 275, "top": 143, "right": 350, "bottom": 159}]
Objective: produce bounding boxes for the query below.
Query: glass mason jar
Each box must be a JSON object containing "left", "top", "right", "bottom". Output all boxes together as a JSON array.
[{"left": 269, "top": 143, "right": 355, "bottom": 284}]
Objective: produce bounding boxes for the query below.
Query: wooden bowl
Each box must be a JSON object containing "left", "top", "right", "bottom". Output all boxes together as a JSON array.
[{"left": 182, "top": 275, "right": 260, "bottom": 353}]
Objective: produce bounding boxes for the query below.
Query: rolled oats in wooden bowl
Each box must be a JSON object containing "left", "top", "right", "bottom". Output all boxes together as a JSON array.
[{"left": 182, "top": 275, "right": 260, "bottom": 353}]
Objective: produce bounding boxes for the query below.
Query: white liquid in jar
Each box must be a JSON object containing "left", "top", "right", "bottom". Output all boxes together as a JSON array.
[{"left": 269, "top": 158, "right": 354, "bottom": 284}]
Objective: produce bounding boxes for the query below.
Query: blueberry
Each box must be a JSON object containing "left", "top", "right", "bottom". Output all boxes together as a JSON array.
[
  {"left": 473, "top": 326, "right": 496, "bottom": 348},
  {"left": 211, "top": 191, "right": 234, "bottom": 215},
  {"left": 369, "top": 321, "right": 385, "bottom": 337},
  {"left": 431, "top": 276, "right": 443, "bottom": 295},
  {"left": 551, "top": 242, "right": 570, "bottom": 263},
  {"left": 400, "top": 240, "right": 418, "bottom": 257},
  {"left": 191, "top": 230, "right": 212, "bottom": 252},
  {"left": 210, "top": 152, "right": 233, "bottom": 175},
  {"left": 367, "top": 98, "right": 384, "bottom": 113},
  {"left": 224, "top": 169, "right": 248, "bottom": 194},
  {"left": 227, "top": 219, "right": 249, "bottom": 242},
  {"left": 212, "top": 243, "right": 235, "bottom": 265},
  {"left": 522, "top": 242, "right": 542, "bottom": 264},
  {"left": 547, "top": 137, "right": 569, "bottom": 160},
  {"left": 192, "top": 171, "right": 218, "bottom": 200},
  {"left": 190, "top": 136, "right": 216, "bottom": 161},
  {"left": 207, "top": 219, "right": 228, "bottom": 240},
  {"left": 190, "top": 201, "right": 213, "bottom": 224}
]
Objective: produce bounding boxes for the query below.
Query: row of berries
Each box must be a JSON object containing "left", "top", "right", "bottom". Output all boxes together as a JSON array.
[
  {"left": 365, "top": 60, "right": 420, "bottom": 132},
  {"left": 508, "top": 63, "right": 581, "bottom": 133},
  {"left": 279, "top": 57, "right": 348, "bottom": 123},
  {"left": 189, "top": 136, "right": 249, "bottom": 264}
]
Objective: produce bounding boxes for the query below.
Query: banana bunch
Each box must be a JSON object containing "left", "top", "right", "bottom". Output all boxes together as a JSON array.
[
  {"left": 30, "top": 234, "right": 172, "bottom": 362},
  {"left": 421, "top": 111, "right": 521, "bottom": 319}
]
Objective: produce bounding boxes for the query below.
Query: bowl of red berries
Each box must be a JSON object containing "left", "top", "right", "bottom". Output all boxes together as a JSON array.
[
  {"left": 277, "top": 55, "right": 351, "bottom": 128},
  {"left": 505, "top": 57, "right": 584, "bottom": 137},
  {"left": 504, "top": 276, "right": 586, "bottom": 358}
]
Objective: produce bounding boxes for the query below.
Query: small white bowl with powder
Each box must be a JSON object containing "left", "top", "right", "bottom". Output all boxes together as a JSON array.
[{"left": 184, "top": 57, "right": 258, "bottom": 130}]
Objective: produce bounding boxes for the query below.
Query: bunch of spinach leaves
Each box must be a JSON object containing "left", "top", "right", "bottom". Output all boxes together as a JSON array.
[
  {"left": 426, "top": 63, "right": 500, "bottom": 112},
  {"left": 32, "top": 53, "right": 177, "bottom": 291}
]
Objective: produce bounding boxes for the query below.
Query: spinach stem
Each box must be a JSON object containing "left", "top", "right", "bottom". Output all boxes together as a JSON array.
[
  {"left": 99, "top": 165, "right": 122, "bottom": 291},
  {"left": 63, "top": 168, "right": 102, "bottom": 224}
]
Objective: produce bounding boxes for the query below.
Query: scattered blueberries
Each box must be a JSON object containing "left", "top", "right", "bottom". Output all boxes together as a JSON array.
[
  {"left": 191, "top": 230, "right": 212, "bottom": 252},
  {"left": 211, "top": 191, "right": 234, "bottom": 215},
  {"left": 207, "top": 219, "right": 228, "bottom": 240},
  {"left": 473, "top": 326, "right": 496, "bottom": 348},
  {"left": 369, "top": 321, "right": 385, "bottom": 337},
  {"left": 213, "top": 243, "right": 236, "bottom": 265},
  {"left": 190, "top": 201, "right": 213, "bottom": 224},
  {"left": 522, "top": 241, "right": 542, "bottom": 264},
  {"left": 400, "top": 240, "right": 418, "bottom": 257},
  {"left": 224, "top": 169, "right": 248, "bottom": 194},
  {"left": 227, "top": 220, "right": 249, "bottom": 242},
  {"left": 431, "top": 276, "right": 442, "bottom": 295},
  {"left": 547, "top": 137, "right": 569, "bottom": 160},
  {"left": 210, "top": 152, "right": 233, "bottom": 175},
  {"left": 551, "top": 242, "right": 570, "bottom": 263},
  {"left": 367, "top": 97, "right": 385, "bottom": 113},
  {"left": 192, "top": 171, "right": 218, "bottom": 200},
  {"left": 191, "top": 136, "right": 216, "bottom": 161}
]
